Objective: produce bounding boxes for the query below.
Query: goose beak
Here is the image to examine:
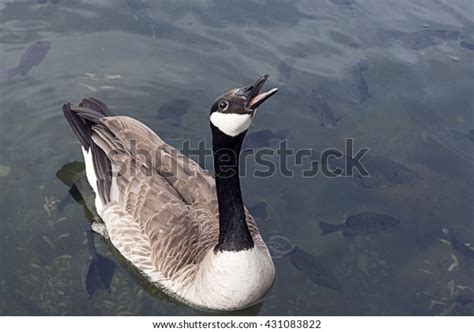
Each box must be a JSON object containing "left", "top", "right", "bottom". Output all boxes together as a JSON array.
[{"left": 236, "top": 74, "right": 278, "bottom": 110}]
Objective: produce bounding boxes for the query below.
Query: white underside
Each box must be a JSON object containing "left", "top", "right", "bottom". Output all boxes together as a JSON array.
[{"left": 185, "top": 247, "right": 275, "bottom": 310}]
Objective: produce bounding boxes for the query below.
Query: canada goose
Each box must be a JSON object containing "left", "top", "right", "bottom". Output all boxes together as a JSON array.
[{"left": 62, "top": 75, "right": 278, "bottom": 311}]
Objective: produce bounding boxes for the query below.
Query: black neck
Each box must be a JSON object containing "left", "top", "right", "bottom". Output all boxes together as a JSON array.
[{"left": 211, "top": 124, "right": 254, "bottom": 252}]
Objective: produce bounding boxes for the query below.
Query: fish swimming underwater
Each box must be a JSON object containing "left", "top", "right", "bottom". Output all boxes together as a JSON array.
[
  {"left": 352, "top": 155, "right": 419, "bottom": 189},
  {"left": 361, "top": 28, "right": 460, "bottom": 50},
  {"left": 403, "top": 29, "right": 460, "bottom": 50},
  {"left": 350, "top": 59, "right": 370, "bottom": 104},
  {"left": 243, "top": 129, "right": 289, "bottom": 149},
  {"left": 319, "top": 212, "right": 400, "bottom": 237},
  {"left": 310, "top": 91, "right": 340, "bottom": 128},
  {"left": 157, "top": 98, "right": 192, "bottom": 127},
  {"left": 451, "top": 129, "right": 474, "bottom": 142},
  {"left": 405, "top": 107, "right": 474, "bottom": 164},
  {"left": 7, "top": 41, "right": 51, "bottom": 80},
  {"left": 326, "top": 153, "right": 419, "bottom": 189},
  {"left": 266, "top": 236, "right": 341, "bottom": 290},
  {"left": 289, "top": 246, "right": 341, "bottom": 291}
]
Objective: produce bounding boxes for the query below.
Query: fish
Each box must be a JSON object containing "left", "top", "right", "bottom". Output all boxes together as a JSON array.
[
  {"left": 451, "top": 129, "right": 474, "bottom": 142},
  {"left": 460, "top": 40, "right": 474, "bottom": 51},
  {"left": 82, "top": 221, "right": 117, "bottom": 298},
  {"left": 403, "top": 29, "right": 461, "bottom": 50},
  {"left": 319, "top": 212, "right": 400, "bottom": 237},
  {"left": 361, "top": 29, "right": 460, "bottom": 50},
  {"left": 310, "top": 91, "right": 340, "bottom": 128},
  {"left": 327, "top": 153, "right": 419, "bottom": 189},
  {"left": 405, "top": 107, "right": 474, "bottom": 163},
  {"left": 351, "top": 60, "right": 370, "bottom": 103},
  {"left": 352, "top": 155, "right": 419, "bottom": 188},
  {"left": 7, "top": 41, "right": 51, "bottom": 80},
  {"left": 330, "top": 0, "right": 353, "bottom": 7},
  {"left": 243, "top": 129, "right": 289, "bottom": 149},
  {"left": 157, "top": 98, "right": 192, "bottom": 127},
  {"left": 457, "top": 289, "right": 474, "bottom": 306},
  {"left": 289, "top": 246, "right": 341, "bottom": 291},
  {"left": 248, "top": 201, "right": 269, "bottom": 221},
  {"left": 278, "top": 58, "right": 296, "bottom": 83}
]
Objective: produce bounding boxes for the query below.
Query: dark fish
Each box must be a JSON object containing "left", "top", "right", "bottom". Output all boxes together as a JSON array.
[
  {"left": 457, "top": 289, "right": 474, "bottom": 306},
  {"left": 82, "top": 222, "right": 116, "bottom": 298},
  {"left": 460, "top": 40, "right": 474, "bottom": 51},
  {"left": 405, "top": 107, "right": 474, "bottom": 163},
  {"left": 8, "top": 41, "right": 51, "bottom": 80},
  {"left": 127, "top": 0, "right": 158, "bottom": 38},
  {"left": 351, "top": 61, "right": 370, "bottom": 103},
  {"left": 354, "top": 155, "right": 418, "bottom": 188},
  {"left": 330, "top": 0, "right": 353, "bottom": 7},
  {"left": 403, "top": 29, "right": 461, "bottom": 50},
  {"left": 310, "top": 91, "right": 340, "bottom": 128},
  {"left": 244, "top": 129, "right": 289, "bottom": 149},
  {"left": 319, "top": 212, "right": 400, "bottom": 237},
  {"left": 289, "top": 246, "right": 341, "bottom": 291},
  {"left": 278, "top": 58, "right": 296, "bottom": 83},
  {"left": 451, "top": 129, "right": 474, "bottom": 142},
  {"left": 157, "top": 98, "right": 192, "bottom": 127},
  {"left": 248, "top": 201, "right": 269, "bottom": 221},
  {"left": 327, "top": 153, "right": 419, "bottom": 188}
]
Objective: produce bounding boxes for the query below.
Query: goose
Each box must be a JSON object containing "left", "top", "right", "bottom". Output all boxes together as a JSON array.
[{"left": 62, "top": 74, "right": 278, "bottom": 311}]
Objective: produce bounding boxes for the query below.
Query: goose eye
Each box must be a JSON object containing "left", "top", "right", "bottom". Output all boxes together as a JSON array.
[{"left": 218, "top": 100, "right": 229, "bottom": 110}]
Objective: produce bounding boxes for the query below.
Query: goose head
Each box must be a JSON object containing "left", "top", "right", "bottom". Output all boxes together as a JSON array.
[{"left": 210, "top": 74, "right": 278, "bottom": 138}]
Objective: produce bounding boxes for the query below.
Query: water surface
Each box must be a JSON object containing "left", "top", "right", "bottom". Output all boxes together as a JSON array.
[{"left": 0, "top": 0, "right": 473, "bottom": 315}]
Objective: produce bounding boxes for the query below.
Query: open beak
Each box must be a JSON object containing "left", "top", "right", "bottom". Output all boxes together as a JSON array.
[{"left": 236, "top": 74, "right": 278, "bottom": 110}]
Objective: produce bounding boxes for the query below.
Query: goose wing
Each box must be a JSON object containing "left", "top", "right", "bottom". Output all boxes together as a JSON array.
[{"left": 93, "top": 115, "right": 221, "bottom": 283}]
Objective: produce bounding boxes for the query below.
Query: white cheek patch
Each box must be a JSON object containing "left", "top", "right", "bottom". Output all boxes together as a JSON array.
[{"left": 210, "top": 112, "right": 252, "bottom": 137}]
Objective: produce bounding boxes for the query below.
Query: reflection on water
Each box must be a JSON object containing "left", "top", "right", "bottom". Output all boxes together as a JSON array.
[{"left": 0, "top": 0, "right": 473, "bottom": 315}]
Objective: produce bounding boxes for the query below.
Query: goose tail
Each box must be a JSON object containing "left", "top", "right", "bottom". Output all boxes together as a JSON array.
[{"left": 62, "top": 98, "right": 115, "bottom": 211}]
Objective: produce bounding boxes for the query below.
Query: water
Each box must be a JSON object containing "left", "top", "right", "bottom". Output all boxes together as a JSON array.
[{"left": 0, "top": 0, "right": 473, "bottom": 315}]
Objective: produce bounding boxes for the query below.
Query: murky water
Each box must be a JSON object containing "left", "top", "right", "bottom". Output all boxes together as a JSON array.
[{"left": 1, "top": 0, "right": 473, "bottom": 315}]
